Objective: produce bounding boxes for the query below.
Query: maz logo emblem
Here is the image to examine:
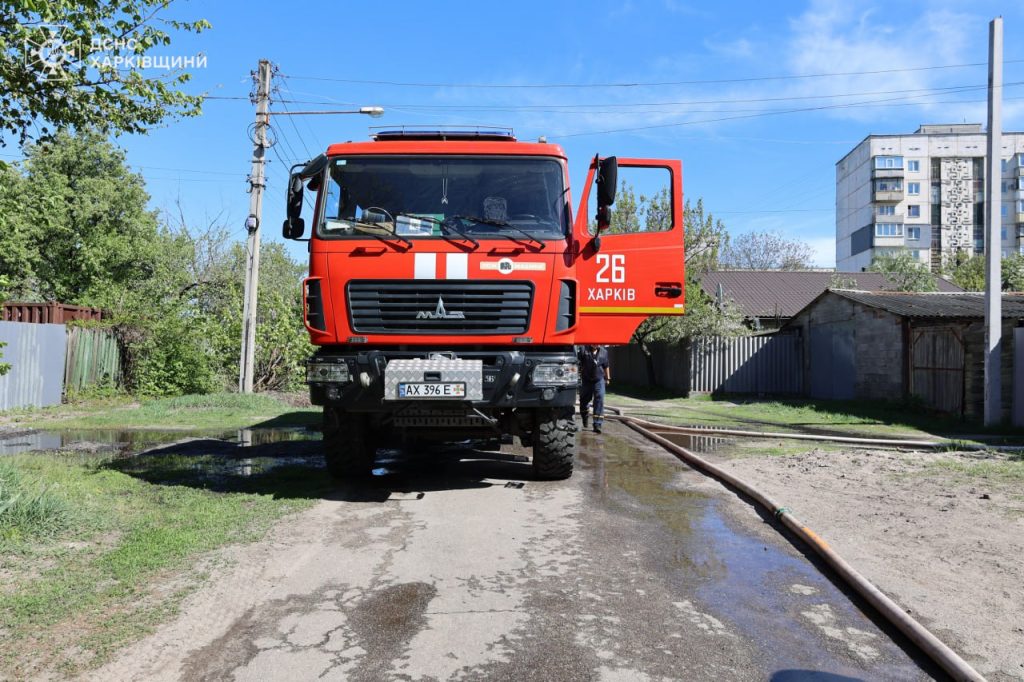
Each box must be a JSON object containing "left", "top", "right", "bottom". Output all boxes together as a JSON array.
[{"left": 416, "top": 296, "right": 465, "bottom": 320}]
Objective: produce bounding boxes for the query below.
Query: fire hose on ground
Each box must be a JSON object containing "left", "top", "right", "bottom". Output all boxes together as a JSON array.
[{"left": 606, "top": 411, "right": 987, "bottom": 682}]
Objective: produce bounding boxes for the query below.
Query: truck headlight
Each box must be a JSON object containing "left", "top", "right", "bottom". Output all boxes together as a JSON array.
[
  {"left": 531, "top": 363, "right": 578, "bottom": 386},
  {"left": 306, "top": 361, "right": 351, "bottom": 383}
]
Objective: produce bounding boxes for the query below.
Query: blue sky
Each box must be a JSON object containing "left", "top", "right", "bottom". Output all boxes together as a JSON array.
[{"left": 83, "top": 0, "right": 1024, "bottom": 267}]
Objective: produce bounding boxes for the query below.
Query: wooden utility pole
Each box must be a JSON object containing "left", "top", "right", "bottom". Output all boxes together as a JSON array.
[
  {"left": 984, "top": 17, "right": 1003, "bottom": 425},
  {"left": 239, "top": 59, "right": 272, "bottom": 393}
]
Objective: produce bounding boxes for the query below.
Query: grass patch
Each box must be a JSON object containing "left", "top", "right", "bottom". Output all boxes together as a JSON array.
[
  {"left": 608, "top": 385, "right": 1024, "bottom": 443},
  {"left": 0, "top": 450, "right": 324, "bottom": 677},
  {"left": 919, "top": 453, "right": 1024, "bottom": 484},
  {"left": 10, "top": 392, "right": 319, "bottom": 431},
  {"left": 0, "top": 461, "right": 71, "bottom": 543}
]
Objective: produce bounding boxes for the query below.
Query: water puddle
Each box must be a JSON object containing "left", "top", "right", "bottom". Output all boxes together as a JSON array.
[
  {"left": 655, "top": 431, "right": 732, "bottom": 453},
  {"left": 583, "top": 432, "right": 929, "bottom": 680}
]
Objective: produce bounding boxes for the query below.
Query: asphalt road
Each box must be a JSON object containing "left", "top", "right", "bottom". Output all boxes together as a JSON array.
[{"left": 90, "top": 423, "right": 938, "bottom": 681}]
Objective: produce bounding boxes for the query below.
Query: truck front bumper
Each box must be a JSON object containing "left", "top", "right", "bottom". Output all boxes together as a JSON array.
[{"left": 307, "top": 348, "right": 578, "bottom": 412}]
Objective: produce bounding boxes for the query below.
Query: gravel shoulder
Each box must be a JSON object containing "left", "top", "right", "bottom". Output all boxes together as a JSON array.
[{"left": 700, "top": 440, "right": 1024, "bottom": 681}]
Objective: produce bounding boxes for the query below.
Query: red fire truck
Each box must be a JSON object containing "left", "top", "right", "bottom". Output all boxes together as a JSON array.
[{"left": 282, "top": 129, "right": 684, "bottom": 480}]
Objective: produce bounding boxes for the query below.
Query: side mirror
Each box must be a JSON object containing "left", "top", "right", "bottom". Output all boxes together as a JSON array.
[
  {"left": 595, "top": 156, "right": 617, "bottom": 231},
  {"left": 282, "top": 173, "right": 305, "bottom": 239}
]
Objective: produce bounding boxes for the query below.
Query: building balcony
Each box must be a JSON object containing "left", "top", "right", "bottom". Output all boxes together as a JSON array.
[
  {"left": 874, "top": 190, "right": 904, "bottom": 202},
  {"left": 872, "top": 168, "right": 905, "bottom": 179},
  {"left": 1016, "top": 166, "right": 1024, "bottom": 178},
  {"left": 1018, "top": 212, "right": 1024, "bottom": 225},
  {"left": 872, "top": 234, "right": 906, "bottom": 248}
]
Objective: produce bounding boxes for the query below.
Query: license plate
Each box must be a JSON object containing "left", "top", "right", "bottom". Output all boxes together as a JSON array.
[{"left": 398, "top": 382, "right": 466, "bottom": 399}]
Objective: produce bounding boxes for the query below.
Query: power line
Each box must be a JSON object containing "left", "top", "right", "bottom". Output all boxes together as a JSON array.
[
  {"left": 552, "top": 86, "right": 1024, "bottom": 139},
  {"left": 278, "top": 59, "right": 1024, "bottom": 89},
  {"left": 275, "top": 82, "right": 997, "bottom": 110}
]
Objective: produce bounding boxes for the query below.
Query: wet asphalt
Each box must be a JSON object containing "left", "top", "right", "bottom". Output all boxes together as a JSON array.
[{"left": 4, "top": 423, "right": 942, "bottom": 681}]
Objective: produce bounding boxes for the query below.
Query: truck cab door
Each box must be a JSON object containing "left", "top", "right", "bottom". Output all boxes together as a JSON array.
[{"left": 572, "top": 157, "right": 685, "bottom": 344}]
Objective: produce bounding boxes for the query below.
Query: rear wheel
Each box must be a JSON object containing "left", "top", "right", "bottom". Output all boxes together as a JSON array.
[
  {"left": 323, "top": 407, "right": 375, "bottom": 479},
  {"left": 532, "top": 408, "right": 576, "bottom": 480}
]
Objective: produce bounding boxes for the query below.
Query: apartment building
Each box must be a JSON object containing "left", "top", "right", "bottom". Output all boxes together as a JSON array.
[{"left": 836, "top": 124, "right": 1024, "bottom": 272}]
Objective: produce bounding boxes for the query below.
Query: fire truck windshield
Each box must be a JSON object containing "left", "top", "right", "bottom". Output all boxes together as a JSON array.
[{"left": 318, "top": 156, "right": 568, "bottom": 240}]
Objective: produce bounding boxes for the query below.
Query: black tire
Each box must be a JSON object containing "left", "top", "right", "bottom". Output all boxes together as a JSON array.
[
  {"left": 532, "top": 408, "right": 576, "bottom": 480},
  {"left": 323, "top": 407, "right": 375, "bottom": 479}
]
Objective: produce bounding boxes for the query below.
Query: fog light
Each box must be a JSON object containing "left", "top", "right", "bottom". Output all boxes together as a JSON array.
[
  {"left": 541, "top": 387, "right": 556, "bottom": 401},
  {"left": 307, "top": 362, "right": 350, "bottom": 383}
]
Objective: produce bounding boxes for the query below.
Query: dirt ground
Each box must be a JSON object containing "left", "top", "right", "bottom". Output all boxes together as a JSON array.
[{"left": 703, "top": 442, "right": 1024, "bottom": 681}]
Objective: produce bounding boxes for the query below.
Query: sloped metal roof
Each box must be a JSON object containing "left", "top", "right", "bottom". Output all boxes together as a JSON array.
[
  {"left": 699, "top": 270, "right": 963, "bottom": 319},
  {"left": 827, "top": 290, "right": 1024, "bottom": 319}
]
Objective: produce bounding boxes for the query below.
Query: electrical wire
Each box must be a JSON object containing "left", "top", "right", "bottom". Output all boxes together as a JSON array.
[{"left": 278, "top": 59, "right": 1024, "bottom": 89}]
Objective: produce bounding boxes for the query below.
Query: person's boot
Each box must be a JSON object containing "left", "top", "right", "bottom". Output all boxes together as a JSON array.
[
  {"left": 581, "top": 414, "right": 589, "bottom": 429},
  {"left": 593, "top": 421, "right": 602, "bottom": 434}
]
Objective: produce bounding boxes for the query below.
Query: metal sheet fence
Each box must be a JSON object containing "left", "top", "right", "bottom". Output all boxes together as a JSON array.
[
  {"left": 0, "top": 321, "right": 68, "bottom": 410},
  {"left": 609, "top": 334, "right": 802, "bottom": 396},
  {"left": 65, "top": 326, "right": 121, "bottom": 393},
  {"left": 690, "top": 334, "right": 802, "bottom": 395}
]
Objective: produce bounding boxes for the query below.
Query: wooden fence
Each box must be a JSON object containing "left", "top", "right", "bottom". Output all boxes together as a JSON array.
[{"left": 65, "top": 326, "right": 121, "bottom": 393}]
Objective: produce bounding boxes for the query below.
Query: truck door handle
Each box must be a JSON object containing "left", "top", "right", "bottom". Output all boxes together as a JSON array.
[{"left": 655, "top": 283, "right": 683, "bottom": 298}]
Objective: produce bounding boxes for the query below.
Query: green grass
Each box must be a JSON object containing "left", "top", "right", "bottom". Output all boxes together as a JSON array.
[
  {"left": 0, "top": 450, "right": 325, "bottom": 677},
  {"left": 608, "top": 384, "right": 1024, "bottom": 443},
  {"left": 8, "top": 392, "right": 319, "bottom": 431},
  {"left": 0, "top": 461, "right": 71, "bottom": 542},
  {"left": 919, "top": 452, "right": 1024, "bottom": 483}
]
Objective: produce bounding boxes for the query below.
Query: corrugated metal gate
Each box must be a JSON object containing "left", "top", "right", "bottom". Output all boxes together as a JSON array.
[
  {"left": 689, "top": 334, "right": 802, "bottom": 395},
  {"left": 910, "top": 326, "right": 965, "bottom": 415},
  {"left": 808, "top": 324, "right": 855, "bottom": 400},
  {"left": 0, "top": 321, "right": 68, "bottom": 410}
]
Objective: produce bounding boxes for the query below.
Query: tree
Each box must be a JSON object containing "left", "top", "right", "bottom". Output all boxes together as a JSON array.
[
  {"left": 948, "top": 254, "right": 984, "bottom": 291},
  {"left": 828, "top": 272, "right": 858, "bottom": 289},
  {"left": 684, "top": 198, "right": 728, "bottom": 275},
  {"left": 869, "top": 252, "right": 937, "bottom": 292},
  {"left": 1002, "top": 254, "right": 1024, "bottom": 292},
  {"left": 720, "top": 230, "right": 814, "bottom": 270},
  {"left": 0, "top": 0, "right": 210, "bottom": 146},
  {"left": 5, "top": 129, "right": 162, "bottom": 302}
]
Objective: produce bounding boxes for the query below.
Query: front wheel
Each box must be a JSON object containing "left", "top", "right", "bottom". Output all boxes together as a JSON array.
[
  {"left": 323, "top": 407, "right": 376, "bottom": 479},
  {"left": 532, "top": 408, "right": 576, "bottom": 480}
]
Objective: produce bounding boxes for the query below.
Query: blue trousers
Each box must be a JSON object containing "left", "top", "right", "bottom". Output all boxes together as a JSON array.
[{"left": 579, "top": 378, "right": 605, "bottom": 426}]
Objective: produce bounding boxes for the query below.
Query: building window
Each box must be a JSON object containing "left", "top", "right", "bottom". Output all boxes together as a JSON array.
[
  {"left": 907, "top": 182, "right": 921, "bottom": 195},
  {"left": 907, "top": 160, "right": 920, "bottom": 172},
  {"left": 877, "top": 205, "right": 895, "bottom": 216},
  {"left": 875, "top": 179, "right": 903, "bottom": 192},
  {"left": 907, "top": 205, "right": 921, "bottom": 218},
  {"left": 909, "top": 250, "right": 921, "bottom": 260},
  {"left": 1018, "top": 199, "right": 1024, "bottom": 213},
  {"left": 875, "top": 223, "right": 903, "bottom": 237},
  {"left": 874, "top": 155, "right": 904, "bottom": 169},
  {"left": 1002, "top": 227, "right": 1008, "bottom": 240},
  {"left": 907, "top": 226, "right": 921, "bottom": 240},
  {"left": 1002, "top": 205, "right": 1008, "bottom": 218}
]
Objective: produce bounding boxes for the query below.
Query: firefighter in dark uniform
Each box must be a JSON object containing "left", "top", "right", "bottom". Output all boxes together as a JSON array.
[{"left": 577, "top": 344, "right": 610, "bottom": 433}]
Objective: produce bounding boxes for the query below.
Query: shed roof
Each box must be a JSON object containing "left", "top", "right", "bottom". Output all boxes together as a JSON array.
[
  {"left": 699, "top": 270, "right": 962, "bottom": 319},
  {"left": 822, "top": 290, "right": 1024, "bottom": 319}
]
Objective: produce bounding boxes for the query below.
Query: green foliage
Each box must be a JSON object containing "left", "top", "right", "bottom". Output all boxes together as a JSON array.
[
  {"left": 1, "top": 130, "right": 312, "bottom": 396},
  {"left": 947, "top": 253, "right": 1024, "bottom": 292},
  {"left": 948, "top": 254, "right": 984, "bottom": 291},
  {"left": 0, "top": 1, "right": 210, "bottom": 146},
  {"left": 869, "top": 251, "right": 937, "bottom": 292}
]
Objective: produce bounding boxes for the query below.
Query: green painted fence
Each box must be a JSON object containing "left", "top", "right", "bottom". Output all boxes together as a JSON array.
[{"left": 64, "top": 327, "right": 121, "bottom": 392}]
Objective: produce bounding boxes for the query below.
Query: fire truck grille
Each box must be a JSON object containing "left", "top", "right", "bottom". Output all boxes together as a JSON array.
[{"left": 348, "top": 280, "right": 533, "bottom": 335}]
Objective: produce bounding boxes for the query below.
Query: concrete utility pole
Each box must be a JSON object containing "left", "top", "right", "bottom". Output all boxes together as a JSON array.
[
  {"left": 239, "top": 59, "right": 272, "bottom": 394},
  {"left": 984, "top": 17, "right": 1003, "bottom": 425}
]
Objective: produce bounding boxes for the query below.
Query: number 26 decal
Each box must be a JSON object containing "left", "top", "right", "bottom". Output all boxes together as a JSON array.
[{"left": 596, "top": 254, "right": 626, "bottom": 283}]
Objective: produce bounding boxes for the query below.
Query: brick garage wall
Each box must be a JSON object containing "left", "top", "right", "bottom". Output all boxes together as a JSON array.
[
  {"left": 851, "top": 304, "right": 904, "bottom": 400},
  {"left": 789, "top": 293, "right": 905, "bottom": 400}
]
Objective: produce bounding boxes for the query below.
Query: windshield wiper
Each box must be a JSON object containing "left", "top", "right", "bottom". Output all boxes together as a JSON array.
[
  {"left": 452, "top": 214, "right": 546, "bottom": 250},
  {"left": 396, "top": 213, "right": 479, "bottom": 249}
]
